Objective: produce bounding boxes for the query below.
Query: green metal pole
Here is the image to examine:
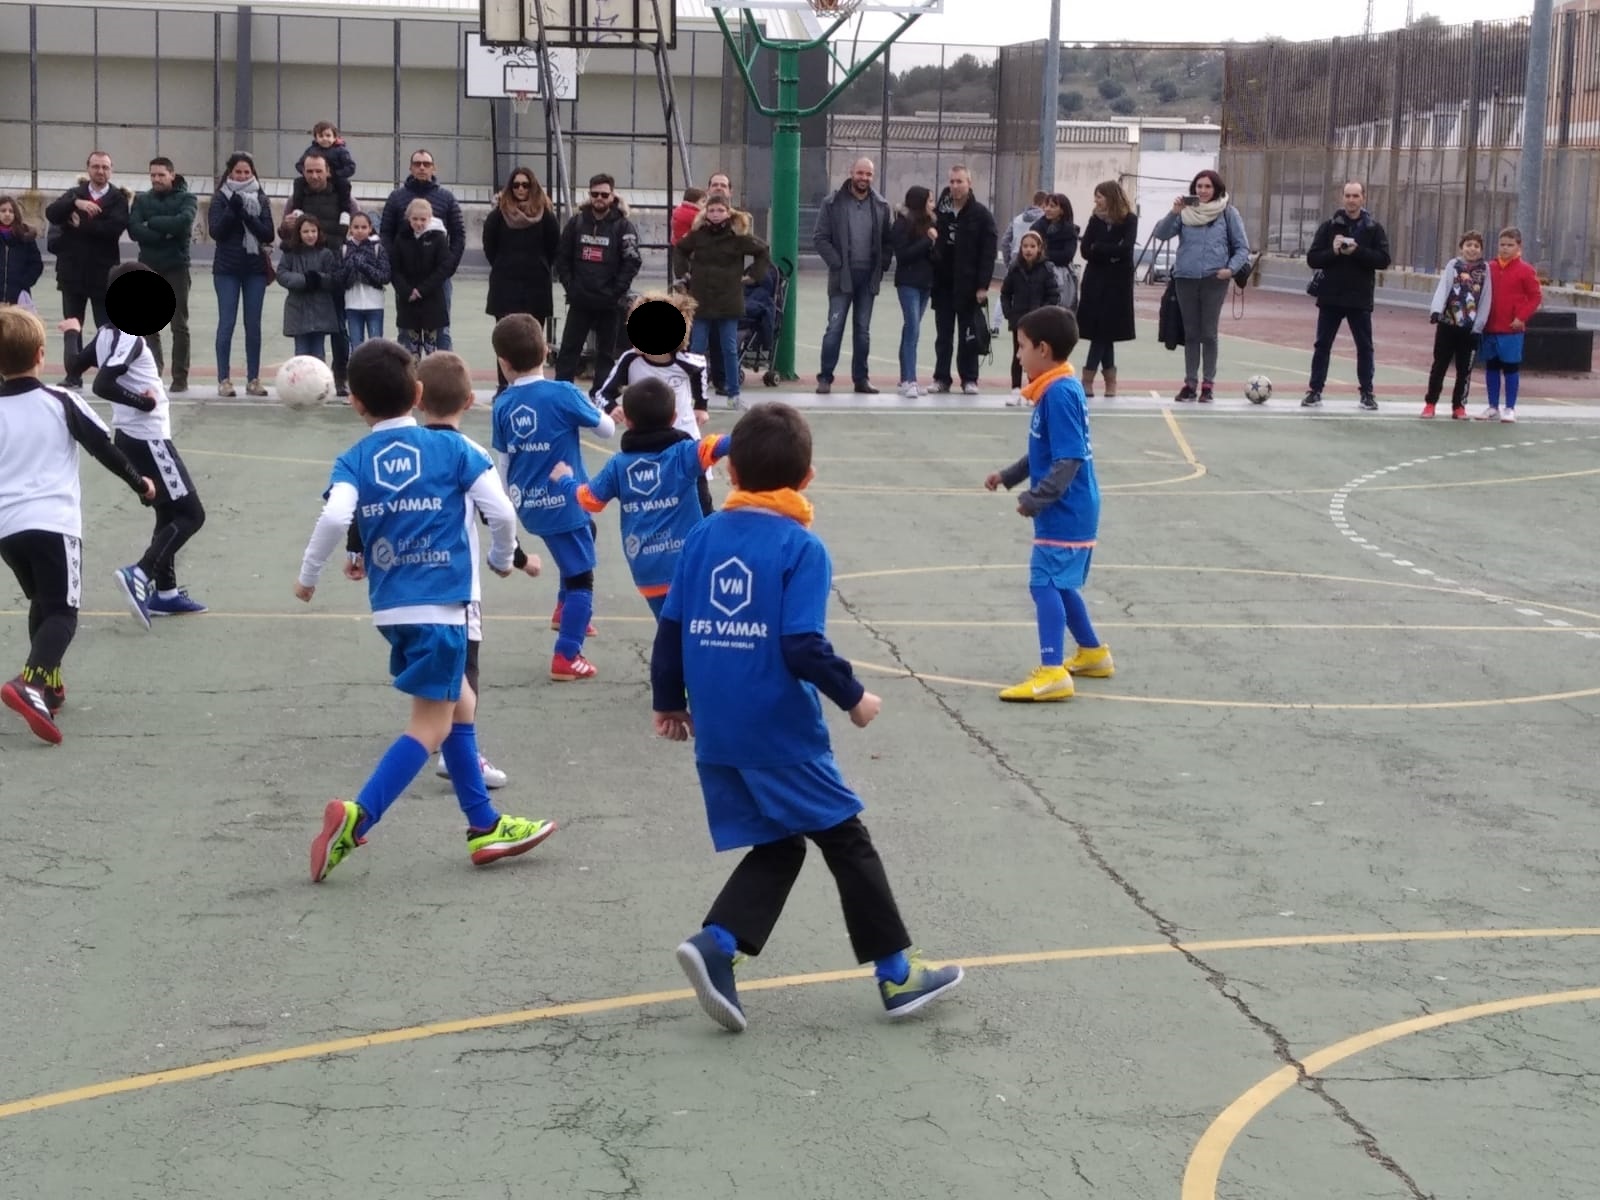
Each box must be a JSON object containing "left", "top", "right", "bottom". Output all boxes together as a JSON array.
[{"left": 773, "top": 45, "right": 801, "bottom": 380}]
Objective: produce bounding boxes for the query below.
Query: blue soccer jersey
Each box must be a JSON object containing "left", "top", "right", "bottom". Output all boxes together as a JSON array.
[
  {"left": 662, "top": 509, "right": 835, "bottom": 768},
  {"left": 328, "top": 424, "right": 494, "bottom": 613},
  {"left": 492, "top": 378, "right": 601, "bottom": 536},
  {"left": 1027, "top": 374, "right": 1100, "bottom": 545},
  {"left": 572, "top": 435, "right": 727, "bottom": 593}
]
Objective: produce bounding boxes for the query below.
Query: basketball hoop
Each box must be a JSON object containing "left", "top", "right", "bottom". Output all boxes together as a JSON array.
[
  {"left": 511, "top": 91, "right": 533, "bottom": 114},
  {"left": 809, "top": 0, "right": 866, "bottom": 15}
]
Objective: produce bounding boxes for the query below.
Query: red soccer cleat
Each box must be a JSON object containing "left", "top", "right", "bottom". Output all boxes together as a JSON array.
[{"left": 550, "top": 652, "right": 598, "bottom": 682}]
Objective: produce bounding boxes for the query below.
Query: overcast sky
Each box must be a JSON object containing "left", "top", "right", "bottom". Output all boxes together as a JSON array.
[{"left": 848, "top": 0, "right": 1535, "bottom": 48}]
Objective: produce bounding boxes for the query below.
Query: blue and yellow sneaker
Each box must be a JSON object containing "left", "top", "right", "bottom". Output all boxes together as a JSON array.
[
  {"left": 675, "top": 929, "right": 747, "bottom": 1032},
  {"left": 879, "top": 952, "right": 964, "bottom": 1019},
  {"left": 310, "top": 799, "right": 364, "bottom": 883}
]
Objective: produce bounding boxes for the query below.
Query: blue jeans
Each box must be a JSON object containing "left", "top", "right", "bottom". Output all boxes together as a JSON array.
[
  {"left": 214, "top": 271, "right": 268, "bottom": 382},
  {"left": 439, "top": 277, "right": 453, "bottom": 351},
  {"left": 292, "top": 333, "right": 327, "bottom": 359},
  {"left": 691, "top": 318, "right": 742, "bottom": 397},
  {"left": 896, "top": 285, "right": 930, "bottom": 383},
  {"left": 818, "top": 278, "right": 877, "bottom": 385},
  {"left": 347, "top": 308, "right": 384, "bottom": 347}
]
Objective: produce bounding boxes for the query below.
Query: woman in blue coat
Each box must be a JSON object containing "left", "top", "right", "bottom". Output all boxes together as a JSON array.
[
  {"left": 207, "top": 152, "right": 276, "bottom": 397},
  {"left": 1150, "top": 169, "right": 1250, "bottom": 403},
  {"left": 0, "top": 195, "right": 45, "bottom": 308}
]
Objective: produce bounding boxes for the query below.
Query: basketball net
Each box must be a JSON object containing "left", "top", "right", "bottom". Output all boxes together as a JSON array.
[
  {"left": 809, "top": 0, "right": 866, "bottom": 15},
  {"left": 511, "top": 91, "right": 532, "bottom": 115}
]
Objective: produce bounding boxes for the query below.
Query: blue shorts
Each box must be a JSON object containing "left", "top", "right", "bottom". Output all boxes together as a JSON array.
[
  {"left": 1478, "top": 332, "right": 1524, "bottom": 367},
  {"left": 380, "top": 622, "right": 468, "bottom": 701},
  {"left": 696, "top": 756, "right": 865, "bottom": 852},
  {"left": 540, "top": 524, "right": 597, "bottom": 579},
  {"left": 1029, "top": 544, "right": 1093, "bottom": 590}
]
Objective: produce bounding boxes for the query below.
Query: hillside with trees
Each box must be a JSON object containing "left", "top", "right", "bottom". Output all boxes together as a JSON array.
[{"left": 832, "top": 44, "right": 1226, "bottom": 123}]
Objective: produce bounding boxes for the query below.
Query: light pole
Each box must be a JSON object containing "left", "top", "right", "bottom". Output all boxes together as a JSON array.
[
  {"left": 1039, "top": 0, "right": 1062, "bottom": 195},
  {"left": 1515, "top": 0, "right": 1554, "bottom": 258}
]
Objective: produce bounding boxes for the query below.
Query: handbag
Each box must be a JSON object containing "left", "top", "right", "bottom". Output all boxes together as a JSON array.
[
  {"left": 261, "top": 249, "right": 276, "bottom": 285},
  {"left": 1158, "top": 278, "right": 1185, "bottom": 350},
  {"left": 15, "top": 289, "right": 36, "bottom": 314},
  {"left": 1055, "top": 262, "right": 1079, "bottom": 310},
  {"left": 1306, "top": 269, "right": 1324, "bottom": 297}
]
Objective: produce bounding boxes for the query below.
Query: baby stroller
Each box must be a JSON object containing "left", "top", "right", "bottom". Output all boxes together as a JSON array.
[{"left": 732, "top": 259, "right": 790, "bottom": 390}]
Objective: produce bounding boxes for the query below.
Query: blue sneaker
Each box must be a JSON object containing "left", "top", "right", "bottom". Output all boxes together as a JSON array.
[
  {"left": 112, "top": 565, "right": 153, "bottom": 630},
  {"left": 147, "top": 588, "right": 208, "bottom": 616},
  {"left": 675, "top": 929, "right": 747, "bottom": 1032},
  {"left": 879, "top": 952, "right": 964, "bottom": 1019}
]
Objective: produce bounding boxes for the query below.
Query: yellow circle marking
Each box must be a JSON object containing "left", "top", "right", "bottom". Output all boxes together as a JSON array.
[
  {"left": 3, "top": 928, "right": 1599, "bottom": 1124},
  {"left": 1180, "top": 985, "right": 1600, "bottom": 1200}
]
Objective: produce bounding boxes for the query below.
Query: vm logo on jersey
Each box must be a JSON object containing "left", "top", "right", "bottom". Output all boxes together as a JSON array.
[
  {"left": 625, "top": 460, "right": 661, "bottom": 497},
  {"left": 372, "top": 441, "right": 422, "bottom": 493},
  {"left": 709, "top": 557, "right": 752, "bottom": 617},
  {"left": 508, "top": 404, "right": 538, "bottom": 439}
]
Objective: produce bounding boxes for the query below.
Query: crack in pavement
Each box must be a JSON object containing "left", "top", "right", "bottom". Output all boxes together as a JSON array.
[{"left": 831, "top": 584, "right": 1434, "bottom": 1200}]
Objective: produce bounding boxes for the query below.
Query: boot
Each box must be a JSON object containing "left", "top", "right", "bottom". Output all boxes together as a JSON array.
[
  {"left": 1081, "top": 368, "right": 1097, "bottom": 398},
  {"left": 60, "top": 329, "right": 83, "bottom": 388},
  {"left": 1102, "top": 368, "right": 1118, "bottom": 397}
]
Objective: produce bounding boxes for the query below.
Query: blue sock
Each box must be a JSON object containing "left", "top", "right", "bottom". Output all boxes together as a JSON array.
[
  {"left": 705, "top": 922, "right": 739, "bottom": 957},
  {"left": 555, "top": 587, "right": 593, "bottom": 659},
  {"left": 1504, "top": 370, "right": 1519, "bottom": 409},
  {"left": 555, "top": 584, "right": 568, "bottom": 609},
  {"left": 1030, "top": 584, "right": 1067, "bottom": 667},
  {"left": 354, "top": 734, "right": 430, "bottom": 836},
  {"left": 1061, "top": 587, "right": 1100, "bottom": 649},
  {"left": 875, "top": 949, "right": 910, "bottom": 985},
  {"left": 441, "top": 722, "right": 499, "bottom": 831},
  {"left": 1485, "top": 367, "right": 1502, "bottom": 407}
]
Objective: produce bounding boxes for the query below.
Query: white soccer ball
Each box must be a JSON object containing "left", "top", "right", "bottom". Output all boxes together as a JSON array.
[
  {"left": 274, "top": 356, "right": 336, "bottom": 410},
  {"left": 1245, "top": 374, "right": 1273, "bottom": 404}
]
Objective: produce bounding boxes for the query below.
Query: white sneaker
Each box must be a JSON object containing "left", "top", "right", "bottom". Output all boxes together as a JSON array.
[
  {"left": 1005, "top": 389, "right": 1027, "bottom": 407},
  {"left": 961, "top": 382, "right": 980, "bottom": 396},
  {"left": 436, "top": 752, "right": 509, "bottom": 789},
  {"left": 1500, "top": 408, "right": 1518, "bottom": 423},
  {"left": 1474, "top": 405, "right": 1500, "bottom": 421},
  {"left": 897, "top": 381, "right": 918, "bottom": 399}
]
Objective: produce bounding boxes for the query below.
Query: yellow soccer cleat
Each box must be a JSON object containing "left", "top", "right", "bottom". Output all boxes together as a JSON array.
[
  {"left": 999, "top": 665, "right": 1075, "bottom": 702},
  {"left": 1065, "top": 644, "right": 1115, "bottom": 678}
]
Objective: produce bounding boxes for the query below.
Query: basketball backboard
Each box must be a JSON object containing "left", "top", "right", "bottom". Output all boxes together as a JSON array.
[
  {"left": 480, "top": 0, "right": 675, "bottom": 49},
  {"left": 702, "top": 0, "right": 941, "bottom": 11},
  {"left": 464, "top": 32, "right": 580, "bottom": 102}
]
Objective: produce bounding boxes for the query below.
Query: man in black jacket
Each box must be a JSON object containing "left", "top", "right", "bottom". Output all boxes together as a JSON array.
[
  {"left": 283, "top": 153, "right": 359, "bottom": 394},
  {"left": 553, "top": 174, "right": 641, "bottom": 393},
  {"left": 45, "top": 150, "right": 128, "bottom": 387},
  {"left": 379, "top": 149, "right": 466, "bottom": 351},
  {"left": 813, "top": 157, "right": 892, "bottom": 394},
  {"left": 931, "top": 165, "right": 999, "bottom": 394},
  {"left": 1302, "top": 181, "right": 1392, "bottom": 411}
]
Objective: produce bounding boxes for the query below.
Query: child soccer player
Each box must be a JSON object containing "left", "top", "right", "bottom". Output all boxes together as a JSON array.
[
  {"left": 652, "top": 401, "right": 963, "bottom": 1032},
  {"left": 343, "top": 351, "right": 540, "bottom": 790},
  {"left": 1476, "top": 226, "right": 1543, "bottom": 424},
  {"left": 491, "top": 313, "right": 616, "bottom": 681},
  {"left": 983, "top": 306, "right": 1112, "bottom": 702},
  {"left": 595, "top": 292, "right": 714, "bottom": 515},
  {"left": 62, "top": 262, "right": 209, "bottom": 626},
  {"left": 296, "top": 338, "right": 557, "bottom": 882},
  {"left": 550, "top": 377, "right": 729, "bottom": 618},
  {"left": 1424, "top": 230, "right": 1492, "bottom": 420},
  {"left": 0, "top": 304, "right": 155, "bottom": 744}
]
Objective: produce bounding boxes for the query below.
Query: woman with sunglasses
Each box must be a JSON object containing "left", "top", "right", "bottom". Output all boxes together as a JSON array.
[{"left": 482, "top": 167, "right": 561, "bottom": 394}]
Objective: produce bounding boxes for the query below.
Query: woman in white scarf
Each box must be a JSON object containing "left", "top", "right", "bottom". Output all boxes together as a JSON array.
[
  {"left": 207, "top": 151, "right": 276, "bottom": 397},
  {"left": 1150, "top": 169, "right": 1251, "bottom": 403}
]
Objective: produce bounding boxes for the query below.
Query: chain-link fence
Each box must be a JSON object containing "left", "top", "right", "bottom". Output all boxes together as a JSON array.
[{"left": 1220, "top": 13, "right": 1600, "bottom": 286}]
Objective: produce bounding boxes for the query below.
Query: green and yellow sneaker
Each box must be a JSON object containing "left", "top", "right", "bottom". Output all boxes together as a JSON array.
[
  {"left": 310, "top": 799, "right": 363, "bottom": 883},
  {"left": 879, "top": 951, "right": 964, "bottom": 1019},
  {"left": 468, "top": 815, "right": 558, "bottom": 866}
]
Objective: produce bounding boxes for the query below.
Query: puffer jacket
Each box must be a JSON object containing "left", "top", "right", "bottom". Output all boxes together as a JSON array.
[
  {"left": 127, "top": 177, "right": 197, "bottom": 272},
  {"left": 1000, "top": 258, "right": 1061, "bottom": 327},
  {"left": 0, "top": 226, "right": 44, "bottom": 304},
  {"left": 207, "top": 186, "right": 276, "bottom": 277},
  {"left": 1151, "top": 204, "right": 1250, "bottom": 280},
  {"left": 391, "top": 216, "right": 453, "bottom": 331},
  {"left": 276, "top": 243, "right": 343, "bottom": 335},
  {"left": 670, "top": 209, "right": 772, "bottom": 320},
  {"left": 555, "top": 199, "right": 642, "bottom": 311},
  {"left": 379, "top": 175, "right": 466, "bottom": 270}
]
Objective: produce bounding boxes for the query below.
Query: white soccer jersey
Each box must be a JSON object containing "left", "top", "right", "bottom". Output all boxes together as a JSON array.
[
  {"left": 0, "top": 379, "right": 143, "bottom": 540},
  {"left": 90, "top": 327, "right": 171, "bottom": 440},
  {"left": 597, "top": 350, "right": 708, "bottom": 439}
]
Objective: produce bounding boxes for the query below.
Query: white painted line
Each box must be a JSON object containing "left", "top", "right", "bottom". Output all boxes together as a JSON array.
[
  {"left": 1515, "top": 608, "right": 1545, "bottom": 617},
  {"left": 1545, "top": 619, "right": 1572, "bottom": 628},
  {"left": 1393, "top": 559, "right": 1415, "bottom": 566}
]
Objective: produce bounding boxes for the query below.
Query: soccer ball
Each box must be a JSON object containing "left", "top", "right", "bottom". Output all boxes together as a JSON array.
[
  {"left": 1245, "top": 374, "right": 1273, "bottom": 404},
  {"left": 274, "top": 356, "right": 336, "bottom": 409}
]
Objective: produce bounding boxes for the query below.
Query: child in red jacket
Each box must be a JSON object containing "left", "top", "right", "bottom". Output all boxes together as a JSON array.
[
  {"left": 670, "top": 187, "right": 705, "bottom": 247},
  {"left": 1476, "top": 226, "right": 1542, "bottom": 424}
]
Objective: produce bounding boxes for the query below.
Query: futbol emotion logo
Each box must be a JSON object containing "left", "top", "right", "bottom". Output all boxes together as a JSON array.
[{"left": 367, "top": 538, "right": 396, "bottom": 571}]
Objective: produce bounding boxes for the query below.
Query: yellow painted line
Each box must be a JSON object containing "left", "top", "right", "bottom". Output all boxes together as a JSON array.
[
  {"left": 1181, "top": 985, "right": 1600, "bottom": 1200},
  {"left": 860, "top": 620, "right": 1600, "bottom": 633},
  {"left": 831, "top": 563, "right": 1600, "bottom": 624},
  {"left": 5, "top": 928, "right": 1600, "bottom": 1124},
  {"left": 183, "top": 447, "right": 330, "bottom": 468},
  {"left": 850, "top": 658, "right": 1600, "bottom": 710},
  {"left": 1163, "top": 407, "right": 1200, "bottom": 465}
]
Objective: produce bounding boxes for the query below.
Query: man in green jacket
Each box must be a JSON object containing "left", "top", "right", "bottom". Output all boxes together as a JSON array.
[{"left": 128, "top": 157, "right": 197, "bottom": 391}]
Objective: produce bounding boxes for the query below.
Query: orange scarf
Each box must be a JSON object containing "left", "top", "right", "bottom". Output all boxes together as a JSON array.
[
  {"left": 1497, "top": 251, "right": 1520, "bottom": 266},
  {"left": 721, "top": 488, "right": 814, "bottom": 527},
  {"left": 1019, "top": 361, "right": 1076, "bottom": 406}
]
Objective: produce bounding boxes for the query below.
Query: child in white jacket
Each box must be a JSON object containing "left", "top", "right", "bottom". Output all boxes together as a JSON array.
[
  {"left": 342, "top": 212, "right": 391, "bottom": 350},
  {"left": 1423, "top": 229, "right": 1493, "bottom": 419}
]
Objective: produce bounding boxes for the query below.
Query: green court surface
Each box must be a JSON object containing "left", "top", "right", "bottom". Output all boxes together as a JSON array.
[{"left": 2, "top": 396, "right": 1600, "bottom": 1198}]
